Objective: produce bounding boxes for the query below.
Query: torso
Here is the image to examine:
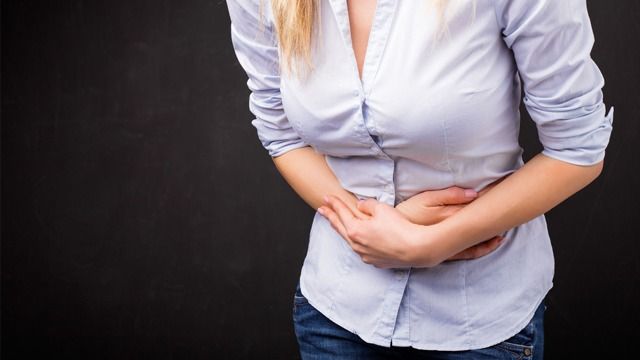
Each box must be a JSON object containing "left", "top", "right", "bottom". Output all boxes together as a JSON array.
[{"left": 276, "top": 0, "right": 559, "bottom": 349}]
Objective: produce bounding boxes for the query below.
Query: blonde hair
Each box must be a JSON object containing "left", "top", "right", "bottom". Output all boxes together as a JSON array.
[{"left": 263, "top": 0, "right": 453, "bottom": 78}]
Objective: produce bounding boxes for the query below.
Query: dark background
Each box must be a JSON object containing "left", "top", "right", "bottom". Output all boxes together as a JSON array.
[{"left": 2, "top": 1, "right": 639, "bottom": 358}]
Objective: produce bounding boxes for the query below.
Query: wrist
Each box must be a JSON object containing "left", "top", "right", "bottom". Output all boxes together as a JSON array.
[{"left": 408, "top": 223, "right": 448, "bottom": 268}]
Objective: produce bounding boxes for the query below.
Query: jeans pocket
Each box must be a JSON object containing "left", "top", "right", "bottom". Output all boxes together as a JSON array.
[
  {"left": 293, "top": 282, "right": 310, "bottom": 310},
  {"left": 494, "top": 320, "right": 535, "bottom": 359}
]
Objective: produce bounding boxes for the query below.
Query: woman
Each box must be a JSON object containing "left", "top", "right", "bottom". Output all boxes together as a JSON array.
[{"left": 226, "top": 0, "right": 613, "bottom": 358}]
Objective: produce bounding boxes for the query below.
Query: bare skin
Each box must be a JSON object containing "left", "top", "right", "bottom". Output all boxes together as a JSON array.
[
  {"left": 269, "top": 0, "right": 503, "bottom": 264},
  {"left": 316, "top": 0, "right": 605, "bottom": 268},
  {"left": 320, "top": 153, "right": 603, "bottom": 268},
  {"left": 347, "top": 0, "right": 377, "bottom": 80},
  {"left": 350, "top": 0, "right": 506, "bottom": 260},
  {"left": 272, "top": 147, "right": 504, "bottom": 262}
]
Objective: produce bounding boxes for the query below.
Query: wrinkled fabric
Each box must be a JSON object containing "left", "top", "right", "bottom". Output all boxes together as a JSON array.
[{"left": 226, "top": 0, "right": 613, "bottom": 350}]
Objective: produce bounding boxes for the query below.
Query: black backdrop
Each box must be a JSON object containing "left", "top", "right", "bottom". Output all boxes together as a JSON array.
[{"left": 2, "top": 1, "right": 639, "bottom": 359}]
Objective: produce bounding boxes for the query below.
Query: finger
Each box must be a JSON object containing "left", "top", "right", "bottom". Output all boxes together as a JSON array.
[
  {"left": 470, "top": 236, "right": 504, "bottom": 258},
  {"left": 356, "top": 198, "right": 379, "bottom": 216},
  {"left": 318, "top": 206, "right": 355, "bottom": 247},
  {"left": 350, "top": 203, "right": 372, "bottom": 221},
  {"left": 445, "top": 236, "right": 504, "bottom": 261},
  {"left": 353, "top": 211, "right": 370, "bottom": 221},
  {"left": 324, "top": 195, "right": 360, "bottom": 232},
  {"left": 446, "top": 250, "right": 470, "bottom": 261},
  {"left": 422, "top": 186, "right": 478, "bottom": 207},
  {"left": 329, "top": 196, "right": 370, "bottom": 221}
]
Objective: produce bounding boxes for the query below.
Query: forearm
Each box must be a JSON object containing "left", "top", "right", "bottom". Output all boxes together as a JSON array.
[
  {"left": 272, "top": 146, "right": 361, "bottom": 212},
  {"left": 419, "top": 152, "right": 604, "bottom": 266}
]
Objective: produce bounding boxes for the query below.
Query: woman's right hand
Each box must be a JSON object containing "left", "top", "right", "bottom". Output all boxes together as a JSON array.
[{"left": 395, "top": 179, "right": 507, "bottom": 261}]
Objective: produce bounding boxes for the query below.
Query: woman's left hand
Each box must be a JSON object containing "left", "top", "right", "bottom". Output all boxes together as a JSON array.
[{"left": 318, "top": 194, "right": 429, "bottom": 268}]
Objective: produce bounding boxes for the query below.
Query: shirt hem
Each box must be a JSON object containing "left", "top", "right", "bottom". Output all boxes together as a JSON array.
[
  {"left": 300, "top": 277, "right": 393, "bottom": 348},
  {"left": 301, "top": 277, "right": 554, "bottom": 351}
]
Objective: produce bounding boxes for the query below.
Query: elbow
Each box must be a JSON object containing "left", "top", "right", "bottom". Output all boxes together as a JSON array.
[
  {"left": 590, "top": 158, "right": 605, "bottom": 180},
  {"left": 594, "top": 158, "right": 604, "bottom": 175},
  {"left": 578, "top": 157, "right": 605, "bottom": 187}
]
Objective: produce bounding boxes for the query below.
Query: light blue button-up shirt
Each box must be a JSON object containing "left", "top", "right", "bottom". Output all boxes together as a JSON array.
[{"left": 227, "top": 0, "right": 613, "bottom": 350}]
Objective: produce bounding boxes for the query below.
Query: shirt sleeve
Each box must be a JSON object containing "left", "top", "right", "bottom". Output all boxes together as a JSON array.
[
  {"left": 226, "top": 0, "right": 309, "bottom": 158},
  {"left": 495, "top": 0, "right": 614, "bottom": 166}
]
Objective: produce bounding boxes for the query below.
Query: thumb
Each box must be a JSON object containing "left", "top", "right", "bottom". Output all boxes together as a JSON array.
[
  {"left": 429, "top": 186, "right": 478, "bottom": 206},
  {"left": 357, "top": 198, "right": 379, "bottom": 215}
]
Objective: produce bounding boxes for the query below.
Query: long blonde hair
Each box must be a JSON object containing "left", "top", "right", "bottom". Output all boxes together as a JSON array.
[{"left": 264, "top": 0, "right": 452, "bottom": 78}]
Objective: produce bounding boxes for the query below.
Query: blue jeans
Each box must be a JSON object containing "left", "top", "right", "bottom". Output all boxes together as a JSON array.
[{"left": 293, "top": 282, "right": 546, "bottom": 359}]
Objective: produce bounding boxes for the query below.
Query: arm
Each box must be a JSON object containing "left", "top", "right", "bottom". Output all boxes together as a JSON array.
[
  {"left": 318, "top": 0, "right": 613, "bottom": 268},
  {"left": 277, "top": 146, "right": 508, "bottom": 261},
  {"left": 227, "top": 0, "right": 482, "bottom": 226},
  {"left": 226, "top": 0, "right": 367, "bottom": 217},
  {"left": 321, "top": 154, "right": 604, "bottom": 268},
  {"left": 420, "top": 0, "right": 614, "bottom": 265},
  {"left": 414, "top": 154, "right": 603, "bottom": 266},
  {"left": 272, "top": 146, "right": 364, "bottom": 215},
  {"left": 274, "top": 146, "right": 505, "bottom": 262}
]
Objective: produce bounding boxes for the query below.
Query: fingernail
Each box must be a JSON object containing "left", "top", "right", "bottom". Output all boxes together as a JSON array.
[
  {"left": 323, "top": 195, "right": 329, "bottom": 203},
  {"left": 464, "top": 189, "right": 478, "bottom": 198},
  {"left": 317, "top": 207, "right": 325, "bottom": 215}
]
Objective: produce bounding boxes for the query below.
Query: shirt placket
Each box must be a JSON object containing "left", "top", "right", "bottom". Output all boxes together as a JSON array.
[
  {"left": 328, "top": 0, "right": 398, "bottom": 205},
  {"left": 328, "top": 0, "right": 411, "bottom": 345}
]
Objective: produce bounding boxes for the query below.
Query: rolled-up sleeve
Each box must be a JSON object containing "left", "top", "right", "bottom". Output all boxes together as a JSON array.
[
  {"left": 226, "top": 0, "right": 309, "bottom": 157},
  {"left": 496, "top": 0, "right": 614, "bottom": 166}
]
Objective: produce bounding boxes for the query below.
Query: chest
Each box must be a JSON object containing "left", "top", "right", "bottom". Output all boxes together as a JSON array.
[
  {"left": 346, "top": 0, "right": 377, "bottom": 80},
  {"left": 280, "top": 0, "right": 518, "bottom": 161}
]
